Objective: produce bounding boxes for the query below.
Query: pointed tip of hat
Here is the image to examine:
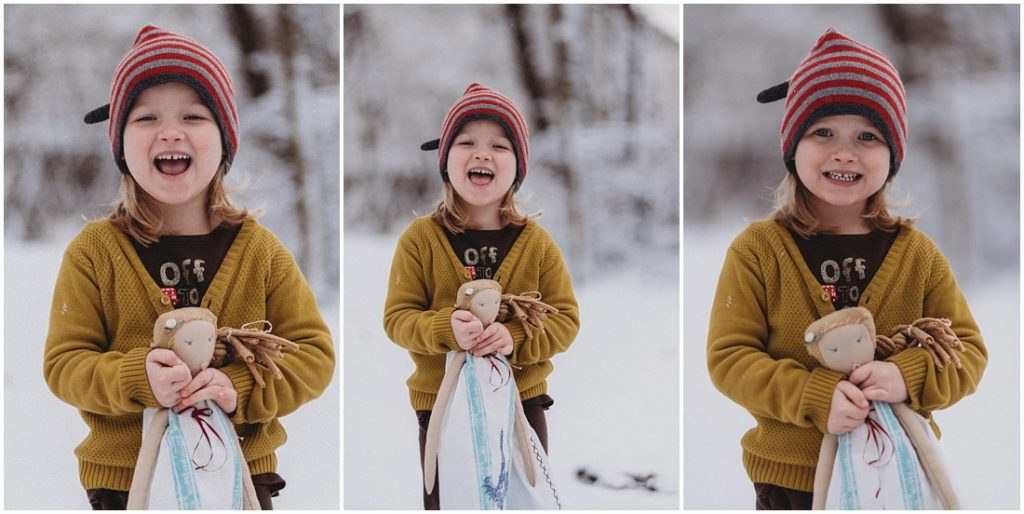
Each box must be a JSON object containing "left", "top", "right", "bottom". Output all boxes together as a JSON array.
[
  {"left": 133, "top": 25, "right": 169, "bottom": 46},
  {"left": 463, "top": 82, "right": 488, "bottom": 95}
]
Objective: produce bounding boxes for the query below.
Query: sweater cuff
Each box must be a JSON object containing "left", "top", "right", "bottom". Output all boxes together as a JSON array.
[
  {"left": 887, "top": 347, "right": 930, "bottom": 411},
  {"left": 802, "top": 367, "right": 844, "bottom": 433},
  {"left": 124, "top": 346, "right": 159, "bottom": 408},
  {"left": 506, "top": 320, "right": 528, "bottom": 357},
  {"left": 432, "top": 307, "right": 459, "bottom": 353},
  {"left": 224, "top": 362, "right": 257, "bottom": 422}
]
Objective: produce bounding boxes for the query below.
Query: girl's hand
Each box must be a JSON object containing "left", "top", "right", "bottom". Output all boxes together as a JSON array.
[
  {"left": 826, "top": 380, "right": 870, "bottom": 434},
  {"left": 849, "top": 361, "right": 909, "bottom": 403},
  {"left": 174, "top": 367, "right": 237, "bottom": 414},
  {"left": 146, "top": 348, "right": 192, "bottom": 408},
  {"left": 469, "top": 323, "right": 513, "bottom": 357},
  {"left": 451, "top": 310, "right": 484, "bottom": 350}
]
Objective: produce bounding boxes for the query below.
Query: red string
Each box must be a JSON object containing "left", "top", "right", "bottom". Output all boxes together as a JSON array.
[
  {"left": 483, "top": 353, "right": 512, "bottom": 391},
  {"left": 190, "top": 406, "right": 226, "bottom": 471},
  {"left": 862, "top": 406, "right": 894, "bottom": 499}
]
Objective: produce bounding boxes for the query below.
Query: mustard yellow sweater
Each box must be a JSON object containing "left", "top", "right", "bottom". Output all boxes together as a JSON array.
[
  {"left": 43, "top": 219, "right": 335, "bottom": 491},
  {"left": 707, "top": 220, "right": 986, "bottom": 492},
  {"left": 384, "top": 216, "right": 580, "bottom": 410}
]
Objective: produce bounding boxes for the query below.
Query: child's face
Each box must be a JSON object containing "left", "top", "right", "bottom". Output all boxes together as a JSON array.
[
  {"left": 122, "top": 82, "right": 223, "bottom": 213},
  {"left": 794, "top": 114, "right": 890, "bottom": 212},
  {"left": 446, "top": 119, "right": 517, "bottom": 217}
]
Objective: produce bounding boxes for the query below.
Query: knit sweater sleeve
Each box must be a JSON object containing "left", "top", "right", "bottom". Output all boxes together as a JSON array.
[
  {"left": 887, "top": 240, "right": 987, "bottom": 414},
  {"left": 383, "top": 222, "right": 461, "bottom": 355},
  {"left": 707, "top": 232, "right": 843, "bottom": 434},
  {"left": 507, "top": 231, "right": 580, "bottom": 365},
  {"left": 227, "top": 236, "right": 335, "bottom": 424},
  {"left": 43, "top": 235, "right": 158, "bottom": 415}
]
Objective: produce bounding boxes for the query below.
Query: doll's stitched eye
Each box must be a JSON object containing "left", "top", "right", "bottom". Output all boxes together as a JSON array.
[
  {"left": 829, "top": 347, "right": 839, "bottom": 353},
  {"left": 856, "top": 336, "right": 862, "bottom": 343},
  {"left": 477, "top": 302, "right": 485, "bottom": 308},
  {"left": 184, "top": 339, "right": 193, "bottom": 346},
  {"left": 208, "top": 336, "right": 213, "bottom": 342}
]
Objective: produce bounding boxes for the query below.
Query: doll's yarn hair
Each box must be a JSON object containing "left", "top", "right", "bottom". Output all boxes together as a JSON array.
[{"left": 152, "top": 307, "right": 218, "bottom": 350}]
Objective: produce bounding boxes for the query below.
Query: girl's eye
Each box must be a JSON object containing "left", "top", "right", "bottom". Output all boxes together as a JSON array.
[
  {"left": 185, "top": 114, "right": 207, "bottom": 121},
  {"left": 859, "top": 132, "right": 880, "bottom": 141},
  {"left": 812, "top": 128, "right": 831, "bottom": 137},
  {"left": 493, "top": 143, "right": 510, "bottom": 150},
  {"left": 133, "top": 114, "right": 156, "bottom": 122},
  {"left": 456, "top": 139, "right": 473, "bottom": 146}
]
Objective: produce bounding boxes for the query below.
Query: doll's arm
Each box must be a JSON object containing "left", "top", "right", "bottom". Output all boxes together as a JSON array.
[
  {"left": 706, "top": 245, "right": 844, "bottom": 433},
  {"left": 224, "top": 243, "right": 335, "bottom": 424},
  {"left": 383, "top": 232, "right": 462, "bottom": 355},
  {"left": 887, "top": 249, "right": 986, "bottom": 413},
  {"left": 506, "top": 239, "right": 580, "bottom": 365},
  {"left": 43, "top": 248, "right": 160, "bottom": 414}
]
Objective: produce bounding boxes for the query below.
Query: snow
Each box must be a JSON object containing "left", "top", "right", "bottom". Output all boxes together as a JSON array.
[
  {"left": 683, "top": 221, "right": 1019, "bottom": 509},
  {"left": 343, "top": 232, "right": 679, "bottom": 509},
  {"left": 3, "top": 235, "right": 339, "bottom": 509}
]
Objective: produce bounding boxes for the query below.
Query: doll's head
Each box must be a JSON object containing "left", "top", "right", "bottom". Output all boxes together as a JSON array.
[
  {"left": 152, "top": 307, "right": 219, "bottom": 376},
  {"left": 455, "top": 279, "right": 503, "bottom": 326},
  {"left": 803, "top": 306, "right": 877, "bottom": 375}
]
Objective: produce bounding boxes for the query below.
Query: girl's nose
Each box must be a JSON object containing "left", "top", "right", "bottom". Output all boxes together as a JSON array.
[
  {"left": 472, "top": 149, "right": 492, "bottom": 161},
  {"left": 831, "top": 143, "right": 856, "bottom": 163},
  {"left": 158, "top": 122, "right": 185, "bottom": 142}
]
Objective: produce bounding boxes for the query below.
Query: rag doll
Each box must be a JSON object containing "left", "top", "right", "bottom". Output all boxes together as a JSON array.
[
  {"left": 804, "top": 307, "right": 963, "bottom": 510},
  {"left": 126, "top": 307, "right": 298, "bottom": 510},
  {"left": 423, "top": 279, "right": 561, "bottom": 509}
]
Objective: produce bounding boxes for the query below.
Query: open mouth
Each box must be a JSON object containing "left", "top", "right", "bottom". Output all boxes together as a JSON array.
[
  {"left": 467, "top": 168, "right": 494, "bottom": 186},
  {"left": 823, "top": 170, "right": 862, "bottom": 184},
  {"left": 154, "top": 153, "right": 192, "bottom": 176}
]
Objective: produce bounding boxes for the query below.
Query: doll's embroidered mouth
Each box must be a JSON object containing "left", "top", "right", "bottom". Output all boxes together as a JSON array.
[
  {"left": 154, "top": 153, "right": 192, "bottom": 176},
  {"left": 468, "top": 168, "right": 495, "bottom": 185},
  {"left": 824, "top": 171, "right": 861, "bottom": 183}
]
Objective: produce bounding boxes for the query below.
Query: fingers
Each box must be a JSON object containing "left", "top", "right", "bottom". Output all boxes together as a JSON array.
[
  {"left": 451, "top": 310, "right": 477, "bottom": 323},
  {"left": 835, "top": 380, "right": 869, "bottom": 409},
  {"left": 147, "top": 348, "right": 185, "bottom": 367}
]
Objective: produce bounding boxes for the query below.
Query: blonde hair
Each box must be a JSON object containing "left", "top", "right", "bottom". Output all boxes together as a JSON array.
[
  {"left": 108, "top": 161, "right": 256, "bottom": 245},
  {"left": 430, "top": 181, "right": 535, "bottom": 233},
  {"left": 771, "top": 173, "right": 911, "bottom": 238}
]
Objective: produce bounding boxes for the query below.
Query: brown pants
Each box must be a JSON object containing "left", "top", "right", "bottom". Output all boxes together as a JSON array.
[
  {"left": 87, "top": 472, "right": 285, "bottom": 510},
  {"left": 417, "top": 394, "right": 553, "bottom": 510},
  {"left": 754, "top": 482, "right": 813, "bottom": 510}
]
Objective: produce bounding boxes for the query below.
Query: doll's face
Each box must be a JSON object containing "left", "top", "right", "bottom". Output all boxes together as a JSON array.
[
  {"left": 815, "top": 323, "right": 875, "bottom": 375},
  {"left": 467, "top": 288, "right": 502, "bottom": 326},
  {"left": 171, "top": 319, "right": 217, "bottom": 376}
]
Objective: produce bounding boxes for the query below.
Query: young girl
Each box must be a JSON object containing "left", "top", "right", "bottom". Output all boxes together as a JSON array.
[
  {"left": 707, "top": 29, "right": 987, "bottom": 509},
  {"left": 383, "top": 83, "right": 580, "bottom": 509},
  {"left": 42, "top": 26, "right": 334, "bottom": 509}
]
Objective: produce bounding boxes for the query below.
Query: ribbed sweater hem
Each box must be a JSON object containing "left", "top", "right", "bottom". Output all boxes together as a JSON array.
[
  {"left": 743, "top": 451, "right": 817, "bottom": 493},
  {"left": 78, "top": 453, "right": 278, "bottom": 492}
]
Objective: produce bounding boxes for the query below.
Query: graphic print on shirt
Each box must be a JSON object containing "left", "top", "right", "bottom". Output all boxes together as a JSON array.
[
  {"left": 463, "top": 246, "right": 500, "bottom": 280},
  {"left": 792, "top": 229, "right": 898, "bottom": 310},
  {"left": 819, "top": 257, "right": 867, "bottom": 305},
  {"left": 159, "top": 258, "right": 208, "bottom": 307}
]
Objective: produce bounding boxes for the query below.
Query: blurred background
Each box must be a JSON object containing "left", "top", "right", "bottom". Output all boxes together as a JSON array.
[
  {"left": 344, "top": 4, "right": 680, "bottom": 509},
  {"left": 683, "top": 4, "right": 1019, "bottom": 509},
  {"left": 4, "top": 5, "right": 339, "bottom": 509}
]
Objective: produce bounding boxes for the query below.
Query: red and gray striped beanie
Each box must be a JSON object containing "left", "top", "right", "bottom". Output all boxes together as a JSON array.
[
  {"left": 84, "top": 25, "right": 238, "bottom": 175},
  {"left": 421, "top": 83, "right": 530, "bottom": 188},
  {"left": 757, "top": 28, "right": 907, "bottom": 176}
]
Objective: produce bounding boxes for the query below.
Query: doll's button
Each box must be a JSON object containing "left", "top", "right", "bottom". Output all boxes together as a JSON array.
[
  {"left": 160, "top": 296, "right": 171, "bottom": 305},
  {"left": 820, "top": 292, "right": 830, "bottom": 301}
]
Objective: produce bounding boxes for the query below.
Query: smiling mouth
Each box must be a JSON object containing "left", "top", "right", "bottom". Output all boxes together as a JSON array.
[
  {"left": 154, "top": 153, "right": 192, "bottom": 176},
  {"left": 824, "top": 171, "right": 862, "bottom": 183},
  {"left": 467, "top": 168, "right": 494, "bottom": 185}
]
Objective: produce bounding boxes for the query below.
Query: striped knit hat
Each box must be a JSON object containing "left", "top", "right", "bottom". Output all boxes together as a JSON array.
[
  {"left": 421, "top": 83, "right": 530, "bottom": 189},
  {"left": 84, "top": 25, "right": 238, "bottom": 175},
  {"left": 757, "top": 28, "right": 907, "bottom": 176}
]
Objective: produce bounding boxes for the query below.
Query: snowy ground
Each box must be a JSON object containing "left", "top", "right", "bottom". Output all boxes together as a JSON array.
[
  {"left": 4, "top": 233, "right": 340, "bottom": 510},
  {"left": 344, "top": 233, "right": 680, "bottom": 509},
  {"left": 683, "top": 221, "right": 1020, "bottom": 510}
]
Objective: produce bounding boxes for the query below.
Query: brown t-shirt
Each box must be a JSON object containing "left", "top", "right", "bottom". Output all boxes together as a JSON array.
[
  {"left": 444, "top": 224, "right": 526, "bottom": 280},
  {"left": 131, "top": 223, "right": 242, "bottom": 308},
  {"left": 791, "top": 228, "right": 899, "bottom": 309}
]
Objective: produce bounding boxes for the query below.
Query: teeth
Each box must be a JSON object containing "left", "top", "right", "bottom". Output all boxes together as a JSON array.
[
  {"left": 468, "top": 168, "right": 493, "bottom": 176},
  {"left": 827, "top": 171, "right": 859, "bottom": 182},
  {"left": 156, "top": 154, "right": 190, "bottom": 161}
]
